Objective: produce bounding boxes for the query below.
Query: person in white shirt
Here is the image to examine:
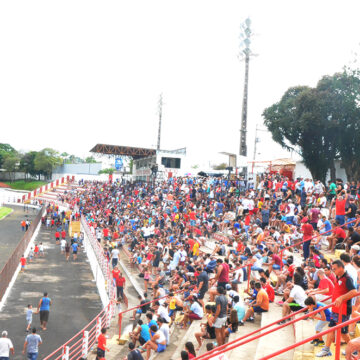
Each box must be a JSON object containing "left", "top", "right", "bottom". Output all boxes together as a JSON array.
[
  {"left": 157, "top": 318, "right": 170, "bottom": 346},
  {"left": 154, "top": 301, "right": 171, "bottom": 324},
  {"left": 60, "top": 239, "right": 66, "bottom": 253},
  {"left": 0, "top": 331, "right": 14, "bottom": 359},
  {"left": 280, "top": 273, "right": 307, "bottom": 322}
]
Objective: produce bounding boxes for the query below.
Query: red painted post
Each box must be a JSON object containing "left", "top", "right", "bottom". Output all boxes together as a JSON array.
[
  {"left": 335, "top": 306, "right": 343, "bottom": 360},
  {"left": 118, "top": 313, "right": 123, "bottom": 339},
  {"left": 247, "top": 263, "right": 251, "bottom": 292}
]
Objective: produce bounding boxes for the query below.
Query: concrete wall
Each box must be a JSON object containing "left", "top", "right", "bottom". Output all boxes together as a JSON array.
[
  {"left": 53, "top": 163, "right": 102, "bottom": 176},
  {"left": 295, "top": 160, "right": 348, "bottom": 182}
]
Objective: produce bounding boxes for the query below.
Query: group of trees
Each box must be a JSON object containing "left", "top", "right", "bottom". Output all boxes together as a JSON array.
[
  {"left": 0, "top": 144, "right": 97, "bottom": 181},
  {"left": 263, "top": 68, "right": 360, "bottom": 183}
]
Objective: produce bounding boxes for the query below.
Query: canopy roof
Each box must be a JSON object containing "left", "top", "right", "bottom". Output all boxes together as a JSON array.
[{"left": 90, "top": 144, "right": 156, "bottom": 159}]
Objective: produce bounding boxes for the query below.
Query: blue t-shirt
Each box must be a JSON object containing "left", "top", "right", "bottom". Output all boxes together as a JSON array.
[
  {"left": 25, "top": 334, "right": 42, "bottom": 353},
  {"left": 324, "top": 220, "right": 332, "bottom": 232},
  {"left": 140, "top": 324, "right": 151, "bottom": 341},
  {"left": 40, "top": 297, "right": 51, "bottom": 311},
  {"left": 72, "top": 243, "right": 78, "bottom": 252},
  {"left": 315, "top": 302, "right": 332, "bottom": 321}
]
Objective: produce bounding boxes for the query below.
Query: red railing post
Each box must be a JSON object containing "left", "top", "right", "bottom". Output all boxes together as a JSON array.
[
  {"left": 118, "top": 312, "right": 123, "bottom": 339},
  {"left": 335, "top": 306, "right": 344, "bottom": 360}
]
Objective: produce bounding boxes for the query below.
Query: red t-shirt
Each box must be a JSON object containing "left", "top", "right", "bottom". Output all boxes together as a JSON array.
[
  {"left": 116, "top": 277, "right": 125, "bottom": 287},
  {"left": 55, "top": 232, "right": 60, "bottom": 238},
  {"left": 97, "top": 334, "right": 107, "bottom": 350},
  {"left": 103, "top": 228, "right": 109, "bottom": 237},
  {"left": 112, "top": 269, "right": 120, "bottom": 280},
  {"left": 61, "top": 231, "right": 66, "bottom": 238},
  {"left": 336, "top": 199, "right": 346, "bottom": 216},
  {"left": 264, "top": 283, "right": 275, "bottom": 302},
  {"left": 333, "top": 227, "right": 346, "bottom": 239},
  {"left": 302, "top": 223, "right": 314, "bottom": 240},
  {"left": 20, "top": 257, "right": 26, "bottom": 266},
  {"left": 187, "top": 239, "right": 195, "bottom": 251},
  {"left": 318, "top": 277, "right": 335, "bottom": 296}
]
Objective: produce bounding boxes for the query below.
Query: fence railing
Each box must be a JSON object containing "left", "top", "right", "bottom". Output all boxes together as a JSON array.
[
  {"left": 0, "top": 205, "right": 44, "bottom": 302},
  {"left": 43, "top": 217, "right": 116, "bottom": 360},
  {"left": 193, "top": 292, "right": 357, "bottom": 360}
]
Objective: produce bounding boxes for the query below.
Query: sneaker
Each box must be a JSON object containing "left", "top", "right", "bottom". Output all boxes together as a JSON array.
[
  {"left": 317, "top": 340, "right": 325, "bottom": 346},
  {"left": 239, "top": 321, "right": 244, "bottom": 326},
  {"left": 316, "top": 348, "right": 332, "bottom": 357},
  {"left": 310, "top": 339, "right": 319, "bottom": 345},
  {"left": 246, "top": 317, "right": 255, "bottom": 322},
  {"left": 277, "top": 320, "right": 286, "bottom": 325},
  {"left": 342, "top": 350, "right": 346, "bottom": 356}
]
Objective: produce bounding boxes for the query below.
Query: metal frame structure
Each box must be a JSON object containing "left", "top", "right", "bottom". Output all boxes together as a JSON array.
[{"left": 90, "top": 144, "right": 156, "bottom": 159}]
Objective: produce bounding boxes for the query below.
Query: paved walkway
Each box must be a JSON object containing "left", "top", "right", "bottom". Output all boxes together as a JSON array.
[
  {"left": 0, "top": 224, "right": 103, "bottom": 359},
  {"left": 0, "top": 205, "right": 38, "bottom": 270}
]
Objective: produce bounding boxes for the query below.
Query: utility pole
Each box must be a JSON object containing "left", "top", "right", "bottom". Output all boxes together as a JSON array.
[
  {"left": 157, "top": 93, "right": 163, "bottom": 151},
  {"left": 239, "top": 18, "right": 253, "bottom": 160}
]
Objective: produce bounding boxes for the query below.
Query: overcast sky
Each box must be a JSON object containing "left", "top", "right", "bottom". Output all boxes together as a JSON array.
[{"left": 1, "top": 0, "right": 359, "bottom": 168}]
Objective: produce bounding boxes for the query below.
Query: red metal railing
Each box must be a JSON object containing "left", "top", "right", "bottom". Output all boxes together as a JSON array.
[{"left": 193, "top": 292, "right": 358, "bottom": 360}]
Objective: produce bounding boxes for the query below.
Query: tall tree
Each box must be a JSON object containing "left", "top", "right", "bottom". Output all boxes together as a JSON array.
[
  {"left": 34, "top": 148, "right": 62, "bottom": 180},
  {"left": 0, "top": 143, "right": 16, "bottom": 169},
  {"left": 316, "top": 69, "right": 360, "bottom": 181},
  {"left": 20, "top": 151, "right": 38, "bottom": 179},
  {"left": 263, "top": 86, "right": 335, "bottom": 183},
  {"left": 3, "top": 153, "right": 20, "bottom": 182}
]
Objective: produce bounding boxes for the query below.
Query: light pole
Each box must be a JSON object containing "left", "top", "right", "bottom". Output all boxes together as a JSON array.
[{"left": 239, "top": 18, "right": 253, "bottom": 163}]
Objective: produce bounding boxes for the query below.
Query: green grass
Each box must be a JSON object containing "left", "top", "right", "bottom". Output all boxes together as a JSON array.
[
  {"left": 0, "top": 207, "right": 12, "bottom": 220},
  {"left": 4, "top": 180, "right": 48, "bottom": 191}
]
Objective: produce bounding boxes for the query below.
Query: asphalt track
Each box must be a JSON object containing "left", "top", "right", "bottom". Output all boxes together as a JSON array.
[
  {"left": 0, "top": 221, "right": 102, "bottom": 359},
  {"left": 0, "top": 205, "right": 38, "bottom": 271}
]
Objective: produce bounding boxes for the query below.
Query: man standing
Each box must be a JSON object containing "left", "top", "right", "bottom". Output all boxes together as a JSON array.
[
  {"left": 213, "top": 286, "right": 228, "bottom": 346},
  {"left": 0, "top": 331, "right": 14, "bottom": 360},
  {"left": 23, "top": 328, "right": 42, "bottom": 360},
  {"left": 316, "top": 260, "right": 357, "bottom": 357},
  {"left": 37, "top": 293, "right": 52, "bottom": 331},
  {"left": 301, "top": 217, "right": 313, "bottom": 261},
  {"left": 96, "top": 328, "right": 109, "bottom": 360},
  {"left": 111, "top": 246, "right": 120, "bottom": 268}
]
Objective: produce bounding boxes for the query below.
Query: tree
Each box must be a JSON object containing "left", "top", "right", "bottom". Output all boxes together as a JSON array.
[
  {"left": 85, "top": 156, "right": 97, "bottom": 163},
  {"left": 0, "top": 143, "right": 16, "bottom": 169},
  {"left": 212, "top": 163, "right": 228, "bottom": 170},
  {"left": 98, "top": 168, "right": 114, "bottom": 175},
  {"left": 34, "top": 148, "right": 62, "bottom": 180},
  {"left": 316, "top": 69, "right": 360, "bottom": 181},
  {"left": 20, "top": 151, "right": 38, "bottom": 179},
  {"left": 263, "top": 86, "right": 337, "bottom": 183},
  {"left": 3, "top": 153, "right": 20, "bottom": 182}
]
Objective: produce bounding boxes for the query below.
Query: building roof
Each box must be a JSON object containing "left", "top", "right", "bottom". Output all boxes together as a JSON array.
[{"left": 90, "top": 144, "right": 156, "bottom": 159}]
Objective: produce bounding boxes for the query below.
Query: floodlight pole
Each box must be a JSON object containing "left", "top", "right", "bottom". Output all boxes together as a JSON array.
[
  {"left": 157, "top": 94, "right": 163, "bottom": 151},
  {"left": 239, "top": 18, "right": 253, "bottom": 164}
]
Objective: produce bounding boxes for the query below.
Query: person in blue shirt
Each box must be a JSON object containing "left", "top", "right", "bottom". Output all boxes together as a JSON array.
[
  {"left": 304, "top": 296, "right": 332, "bottom": 347},
  {"left": 37, "top": 292, "right": 52, "bottom": 331},
  {"left": 72, "top": 242, "right": 78, "bottom": 260},
  {"left": 130, "top": 320, "right": 151, "bottom": 347}
]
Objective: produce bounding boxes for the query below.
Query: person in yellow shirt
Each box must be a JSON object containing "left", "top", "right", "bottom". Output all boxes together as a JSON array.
[
  {"left": 193, "top": 241, "right": 200, "bottom": 257},
  {"left": 240, "top": 282, "right": 269, "bottom": 325}
]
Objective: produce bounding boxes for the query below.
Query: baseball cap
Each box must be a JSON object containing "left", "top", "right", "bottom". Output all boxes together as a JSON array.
[
  {"left": 352, "top": 245, "right": 360, "bottom": 251},
  {"left": 1, "top": 331, "right": 7, "bottom": 336}
]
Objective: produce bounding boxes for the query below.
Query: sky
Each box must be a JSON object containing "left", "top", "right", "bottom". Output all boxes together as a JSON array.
[{"left": 1, "top": 0, "right": 359, "bottom": 169}]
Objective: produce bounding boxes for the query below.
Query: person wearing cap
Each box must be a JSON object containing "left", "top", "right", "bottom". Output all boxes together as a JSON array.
[{"left": 0, "top": 331, "right": 14, "bottom": 360}]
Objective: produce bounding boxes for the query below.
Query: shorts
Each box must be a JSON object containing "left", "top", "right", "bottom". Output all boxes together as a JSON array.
[
  {"left": 273, "top": 264, "right": 281, "bottom": 270},
  {"left": 329, "top": 313, "right": 350, "bottom": 334},
  {"left": 60, "top": 245, "right": 65, "bottom": 251},
  {"left": 21, "top": 265, "right": 25, "bottom": 269},
  {"left": 188, "top": 312, "right": 202, "bottom": 320},
  {"left": 27, "top": 319, "right": 32, "bottom": 325},
  {"left": 139, "top": 336, "right": 147, "bottom": 345},
  {"left": 214, "top": 316, "right": 227, "bottom": 328},
  {"left": 315, "top": 320, "right": 328, "bottom": 332},
  {"left": 288, "top": 303, "right": 304, "bottom": 312},
  {"left": 73, "top": 250, "right": 78, "bottom": 254},
  {"left": 40, "top": 310, "right": 49, "bottom": 323},
  {"left": 157, "top": 343, "right": 166, "bottom": 353},
  {"left": 218, "top": 282, "right": 228, "bottom": 290},
  {"left": 96, "top": 348, "right": 105, "bottom": 359},
  {"left": 197, "top": 290, "right": 206, "bottom": 300},
  {"left": 252, "top": 306, "right": 268, "bottom": 313}
]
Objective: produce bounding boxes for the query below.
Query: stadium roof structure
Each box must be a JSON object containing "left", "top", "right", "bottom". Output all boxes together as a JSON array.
[{"left": 90, "top": 143, "right": 156, "bottom": 159}]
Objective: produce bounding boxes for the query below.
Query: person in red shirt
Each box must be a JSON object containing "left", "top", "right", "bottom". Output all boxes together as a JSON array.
[
  {"left": 55, "top": 231, "right": 60, "bottom": 243},
  {"left": 96, "top": 328, "right": 109, "bottom": 360},
  {"left": 328, "top": 220, "right": 347, "bottom": 252},
  {"left": 34, "top": 244, "right": 39, "bottom": 258},
  {"left": 116, "top": 273, "right": 128, "bottom": 308},
  {"left": 260, "top": 277, "right": 275, "bottom": 302},
  {"left": 315, "top": 260, "right": 356, "bottom": 357},
  {"left": 20, "top": 255, "right": 26, "bottom": 272},
  {"left": 301, "top": 217, "right": 313, "bottom": 260},
  {"left": 306, "top": 269, "right": 334, "bottom": 298},
  {"left": 333, "top": 193, "right": 347, "bottom": 225},
  {"left": 61, "top": 230, "right": 66, "bottom": 240}
]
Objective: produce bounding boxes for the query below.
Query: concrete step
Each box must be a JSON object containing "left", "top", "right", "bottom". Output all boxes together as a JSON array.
[{"left": 253, "top": 302, "right": 295, "bottom": 360}]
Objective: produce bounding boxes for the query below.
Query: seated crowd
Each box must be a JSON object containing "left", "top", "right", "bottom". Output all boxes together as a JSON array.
[{"left": 60, "top": 174, "right": 360, "bottom": 359}]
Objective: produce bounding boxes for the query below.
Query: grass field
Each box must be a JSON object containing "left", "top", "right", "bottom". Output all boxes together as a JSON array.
[
  {"left": 4, "top": 180, "right": 48, "bottom": 191},
  {"left": 0, "top": 207, "right": 12, "bottom": 220}
]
